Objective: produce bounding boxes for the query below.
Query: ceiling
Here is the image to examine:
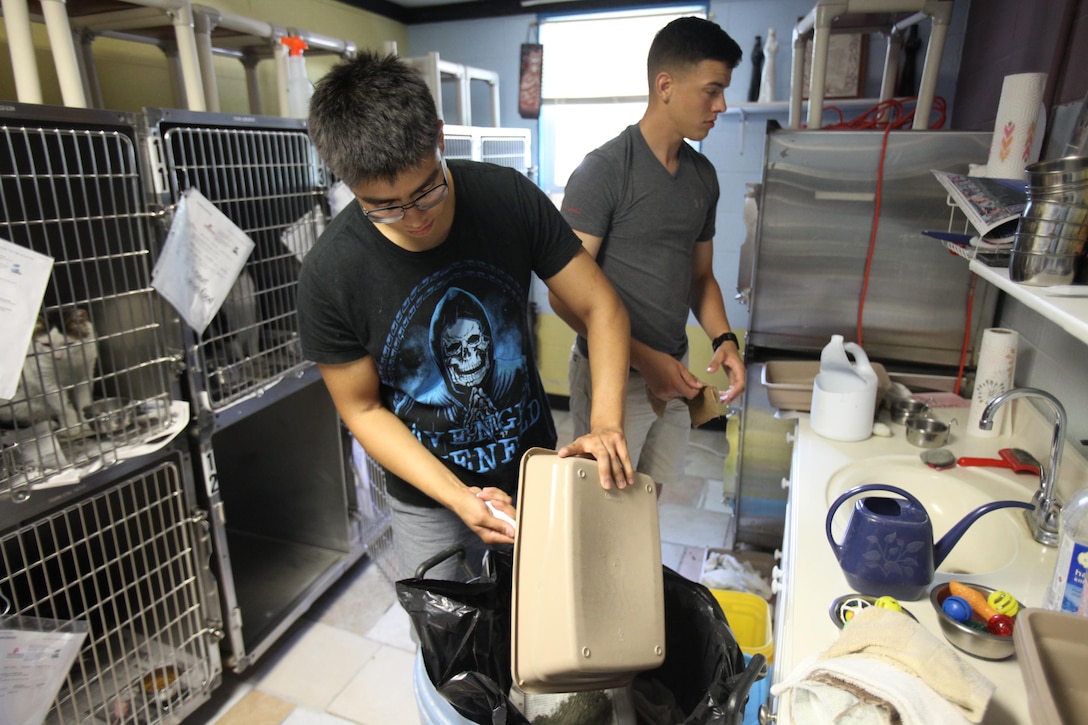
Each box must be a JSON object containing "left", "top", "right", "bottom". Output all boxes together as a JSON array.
[{"left": 339, "top": 0, "right": 658, "bottom": 25}]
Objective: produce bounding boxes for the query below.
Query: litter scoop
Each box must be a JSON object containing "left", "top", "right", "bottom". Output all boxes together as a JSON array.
[{"left": 957, "top": 448, "right": 1041, "bottom": 475}]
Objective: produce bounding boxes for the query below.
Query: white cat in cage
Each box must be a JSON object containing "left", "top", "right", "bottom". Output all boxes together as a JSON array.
[{"left": 0, "top": 309, "right": 99, "bottom": 438}]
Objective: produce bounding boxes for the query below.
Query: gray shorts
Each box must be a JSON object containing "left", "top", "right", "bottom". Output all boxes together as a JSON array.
[
  {"left": 389, "top": 495, "right": 490, "bottom": 582},
  {"left": 567, "top": 346, "right": 690, "bottom": 486}
]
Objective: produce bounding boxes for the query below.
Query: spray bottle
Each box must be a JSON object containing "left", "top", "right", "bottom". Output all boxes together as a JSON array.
[{"left": 281, "top": 36, "right": 312, "bottom": 119}]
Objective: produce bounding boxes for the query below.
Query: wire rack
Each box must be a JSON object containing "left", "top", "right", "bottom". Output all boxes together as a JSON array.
[
  {"left": 0, "top": 455, "right": 221, "bottom": 724},
  {"left": 149, "top": 114, "right": 327, "bottom": 410},
  {"left": 0, "top": 112, "right": 178, "bottom": 496}
]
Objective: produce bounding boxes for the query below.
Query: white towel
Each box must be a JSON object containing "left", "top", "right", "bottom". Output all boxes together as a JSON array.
[{"left": 771, "top": 607, "right": 994, "bottom": 724}]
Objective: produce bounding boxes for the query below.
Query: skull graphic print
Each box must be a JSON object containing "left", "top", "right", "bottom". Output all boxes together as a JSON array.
[{"left": 380, "top": 263, "right": 546, "bottom": 477}]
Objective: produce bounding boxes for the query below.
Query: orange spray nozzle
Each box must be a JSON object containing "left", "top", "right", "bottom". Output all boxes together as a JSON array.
[{"left": 281, "top": 37, "right": 309, "bottom": 56}]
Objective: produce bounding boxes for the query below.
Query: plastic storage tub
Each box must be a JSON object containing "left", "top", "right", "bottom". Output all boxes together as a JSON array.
[
  {"left": 761, "top": 360, "right": 890, "bottom": 412},
  {"left": 711, "top": 590, "right": 774, "bottom": 725},
  {"left": 711, "top": 589, "right": 774, "bottom": 663}
]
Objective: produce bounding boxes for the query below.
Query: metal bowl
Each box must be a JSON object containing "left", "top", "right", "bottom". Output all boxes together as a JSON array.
[
  {"left": 83, "top": 397, "right": 133, "bottom": 435},
  {"left": 929, "top": 583, "right": 1019, "bottom": 660},
  {"left": 889, "top": 398, "right": 929, "bottom": 425},
  {"left": 829, "top": 593, "right": 918, "bottom": 629},
  {"left": 1026, "top": 155, "right": 1088, "bottom": 188},
  {"left": 1012, "top": 230, "right": 1088, "bottom": 256},
  {"left": 1015, "top": 216, "right": 1088, "bottom": 244},
  {"left": 905, "top": 416, "right": 949, "bottom": 448},
  {"left": 1021, "top": 198, "right": 1088, "bottom": 224},
  {"left": 1028, "top": 186, "right": 1088, "bottom": 205},
  {"left": 1008, "top": 249, "right": 1082, "bottom": 286}
]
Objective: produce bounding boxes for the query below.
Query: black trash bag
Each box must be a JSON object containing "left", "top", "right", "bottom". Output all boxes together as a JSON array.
[
  {"left": 632, "top": 567, "right": 767, "bottom": 725},
  {"left": 396, "top": 546, "right": 530, "bottom": 725},
  {"left": 398, "top": 548, "right": 764, "bottom": 725}
]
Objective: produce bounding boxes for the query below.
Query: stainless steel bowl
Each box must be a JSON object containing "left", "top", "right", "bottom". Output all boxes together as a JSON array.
[
  {"left": 1021, "top": 198, "right": 1088, "bottom": 224},
  {"left": 889, "top": 398, "right": 929, "bottom": 425},
  {"left": 1028, "top": 186, "right": 1088, "bottom": 205},
  {"left": 1008, "top": 249, "right": 1082, "bottom": 286},
  {"left": 1026, "top": 155, "right": 1088, "bottom": 188},
  {"left": 1012, "top": 230, "right": 1088, "bottom": 256},
  {"left": 929, "top": 583, "right": 1019, "bottom": 660},
  {"left": 83, "top": 397, "right": 133, "bottom": 434},
  {"left": 1015, "top": 216, "right": 1088, "bottom": 244},
  {"left": 905, "top": 416, "right": 949, "bottom": 448}
]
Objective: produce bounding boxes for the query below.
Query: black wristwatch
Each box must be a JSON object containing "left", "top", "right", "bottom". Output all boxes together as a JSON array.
[{"left": 712, "top": 331, "right": 739, "bottom": 350}]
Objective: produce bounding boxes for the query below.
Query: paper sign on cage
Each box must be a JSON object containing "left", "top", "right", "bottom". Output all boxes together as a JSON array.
[
  {"left": 152, "top": 188, "right": 255, "bottom": 335},
  {"left": 0, "top": 239, "right": 54, "bottom": 400}
]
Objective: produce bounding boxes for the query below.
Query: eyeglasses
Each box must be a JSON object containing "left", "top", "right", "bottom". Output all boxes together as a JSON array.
[{"left": 361, "top": 161, "right": 449, "bottom": 224}]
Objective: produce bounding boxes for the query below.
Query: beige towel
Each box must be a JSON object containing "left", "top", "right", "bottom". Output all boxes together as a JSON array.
[
  {"left": 648, "top": 385, "right": 722, "bottom": 427},
  {"left": 771, "top": 607, "right": 994, "bottom": 724},
  {"left": 822, "top": 606, "right": 993, "bottom": 720}
]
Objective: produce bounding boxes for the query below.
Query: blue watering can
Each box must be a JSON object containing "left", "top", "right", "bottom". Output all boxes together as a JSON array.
[{"left": 825, "top": 483, "right": 1034, "bottom": 601}]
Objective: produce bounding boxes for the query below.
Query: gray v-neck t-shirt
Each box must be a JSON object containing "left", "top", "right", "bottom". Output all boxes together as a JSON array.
[{"left": 561, "top": 124, "right": 718, "bottom": 359}]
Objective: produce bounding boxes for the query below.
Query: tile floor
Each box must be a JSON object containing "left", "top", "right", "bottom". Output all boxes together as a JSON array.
[{"left": 186, "top": 409, "right": 734, "bottom": 724}]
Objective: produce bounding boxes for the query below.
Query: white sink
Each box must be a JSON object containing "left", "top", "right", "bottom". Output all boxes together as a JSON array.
[{"left": 825, "top": 455, "right": 1035, "bottom": 576}]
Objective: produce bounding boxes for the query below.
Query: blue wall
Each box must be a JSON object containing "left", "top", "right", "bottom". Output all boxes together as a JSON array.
[{"left": 407, "top": 0, "right": 971, "bottom": 330}]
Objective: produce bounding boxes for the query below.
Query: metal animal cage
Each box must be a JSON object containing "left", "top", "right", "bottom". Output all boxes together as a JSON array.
[
  {"left": 0, "top": 451, "right": 222, "bottom": 724},
  {"left": 0, "top": 106, "right": 178, "bottom": 500},
  {"left": 348, "top": 439, "right": 396, "bottom": 582},
  {"left": 442, "top": 125, "right": 532, "bottom": 176},
  {"left": 143, "top": 109, "right": 327, "bottom": 411}
]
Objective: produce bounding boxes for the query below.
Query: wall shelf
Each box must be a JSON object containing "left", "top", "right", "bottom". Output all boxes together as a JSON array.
[
  {"left": 970, "top": 261, "right": 1088, "bottom": 345},
  {"left": 725, "top": 96, "right": 885, "bottom": 116}
]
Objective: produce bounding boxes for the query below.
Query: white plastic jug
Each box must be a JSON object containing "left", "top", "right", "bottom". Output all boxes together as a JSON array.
[{"left": 810, "top": 335, "right": 878, "bottom": 441}]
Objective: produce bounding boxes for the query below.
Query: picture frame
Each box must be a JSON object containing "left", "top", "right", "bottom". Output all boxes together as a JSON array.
[{"left": 802, "top": 33, "right": 867, "bottom": 99}]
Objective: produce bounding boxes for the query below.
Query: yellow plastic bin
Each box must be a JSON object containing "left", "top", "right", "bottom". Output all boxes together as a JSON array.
[
  {"left": 712, "top": 589, "right": 773, "bottom": 725},
  {"left": 711, "top": 589, "right": 774, "bottom": 664}
]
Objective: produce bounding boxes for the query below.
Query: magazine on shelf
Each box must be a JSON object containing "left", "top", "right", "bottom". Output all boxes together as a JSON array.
[{"left": 931, "top": 169, "right": 1028, "bottom": 244}]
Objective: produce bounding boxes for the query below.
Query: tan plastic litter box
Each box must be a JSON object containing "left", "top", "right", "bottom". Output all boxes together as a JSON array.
[{"left": 511, "top": 448, "right": 665, "bottom": 694}]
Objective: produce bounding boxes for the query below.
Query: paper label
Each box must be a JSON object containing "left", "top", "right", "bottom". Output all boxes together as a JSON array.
[
  {"left": 0, "top": 618, "right": 88, "bottom": 725},
  {"left": 0, "top": 239, "right": 55, "bottom": 399},
  {"left": 280, "top": 205, "right": 325, "bottom": 262},
  {"left": 1048, "top": 537, "right": 1088, "bottom": 613},
  {"left": 151, "top": 189, "right": 255, "bottom": 334}
]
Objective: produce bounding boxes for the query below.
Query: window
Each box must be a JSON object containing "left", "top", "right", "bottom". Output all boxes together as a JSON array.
[{"left": 537, "top": 6, "right": 707, "bottom": 201}]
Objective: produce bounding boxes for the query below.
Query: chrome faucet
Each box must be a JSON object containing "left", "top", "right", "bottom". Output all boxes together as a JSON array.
[{"left": 978, "top": 387, "right": 1064, "bottom": 547}]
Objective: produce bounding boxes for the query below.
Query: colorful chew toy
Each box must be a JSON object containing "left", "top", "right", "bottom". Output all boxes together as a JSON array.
[
  {"left": 987, "top": 589, "right": 1020, "bottom": 617},
  {"left": 987, "top": 613, "right": 1015, "bottom": 636},
  {"left": 873, "top": 595, "right": 903, "bottom": 613},
  {"left": 948, "top": 581, "right": 998, "bottom": 620},
  {"left": 941, "top": 595, "right": 973, "bottom": 623}
]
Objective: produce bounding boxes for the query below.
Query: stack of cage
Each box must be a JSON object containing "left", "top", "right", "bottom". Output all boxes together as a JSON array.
[{"left": 0, "top": 102, "right": 220, "bottom": 725}]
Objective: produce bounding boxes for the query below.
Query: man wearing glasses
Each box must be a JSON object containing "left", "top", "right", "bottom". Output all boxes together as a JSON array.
[{"left": 299, "top": 51, "right": 633, "bottom": 581}]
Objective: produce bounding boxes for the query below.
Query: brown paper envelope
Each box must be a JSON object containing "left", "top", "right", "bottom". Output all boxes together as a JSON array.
[
  {"left": 646, "top": 385, "right": 722, "bottom": 426},
  {"left": 687, "top": 385, "right": 723, "bottom": 427}
]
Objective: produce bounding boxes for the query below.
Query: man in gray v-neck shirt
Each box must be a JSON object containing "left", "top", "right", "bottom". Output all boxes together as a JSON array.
[{"left": 552, "top": 17, "right": 747, "bottom": 495}]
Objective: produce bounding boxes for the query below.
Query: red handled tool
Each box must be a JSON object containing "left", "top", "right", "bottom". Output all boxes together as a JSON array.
[{"left": 957, "top": 447, "right": 1040, "bottom": 475}]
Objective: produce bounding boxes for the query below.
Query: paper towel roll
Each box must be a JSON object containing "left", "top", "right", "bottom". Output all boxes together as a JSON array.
[
  {"left": 986, "top": 73, "right": 1047, "bottom": 180},
  {"left": 967, "top": 328, "right": 1018, "bottom": 437}
]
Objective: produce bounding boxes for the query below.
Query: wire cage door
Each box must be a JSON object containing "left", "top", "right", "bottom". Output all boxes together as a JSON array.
[
  {"left": 143, "top": 109, "right": 329, "bottom": 412},
  {"left": 0, "top": 105, "right": 179, "bottom": 502},
  {"left": 0, "top": 452, "right": 223, "bottom": 724}
]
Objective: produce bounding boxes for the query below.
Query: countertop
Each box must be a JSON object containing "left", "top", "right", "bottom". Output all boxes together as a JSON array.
[{"left": 772, "top": 399, "right": 1086, "bottom": 724}]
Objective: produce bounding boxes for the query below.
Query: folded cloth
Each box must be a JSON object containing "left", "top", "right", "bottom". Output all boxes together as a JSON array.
[
  {"left": 770, "top": 607, "right": 994, "bottom": 724},
  {"left": 648, "top": 385, "right": 722, "bottom": 426}
]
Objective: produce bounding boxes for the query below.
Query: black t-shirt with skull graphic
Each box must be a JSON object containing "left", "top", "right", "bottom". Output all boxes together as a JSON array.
[{"left": 298, "top": 160, "right": 582, "bottom": 506}]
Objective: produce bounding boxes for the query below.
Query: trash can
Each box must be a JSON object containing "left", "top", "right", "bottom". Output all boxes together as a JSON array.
[{"left": 398, "top": 548, "right": 766, "bottom": 725}]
